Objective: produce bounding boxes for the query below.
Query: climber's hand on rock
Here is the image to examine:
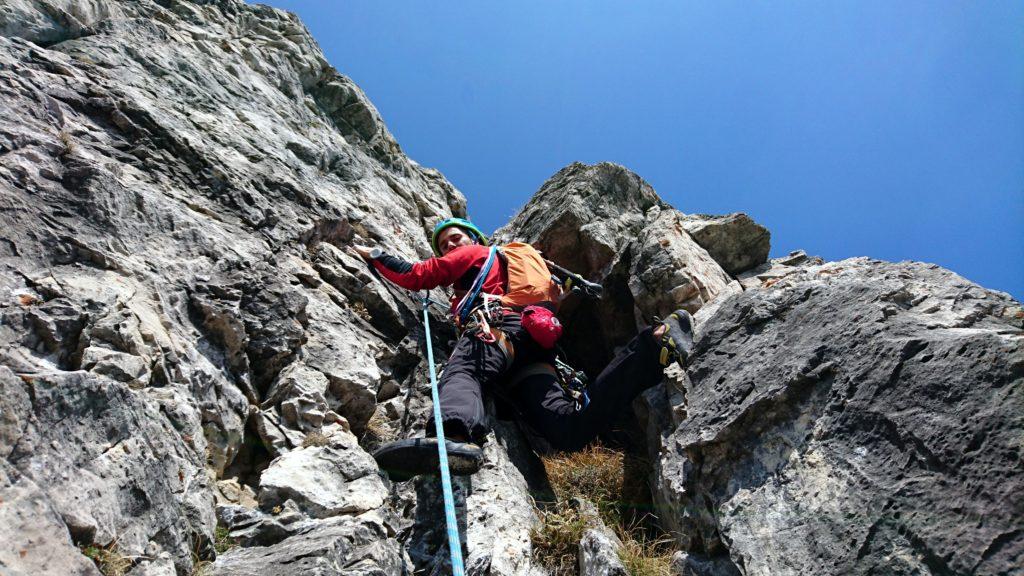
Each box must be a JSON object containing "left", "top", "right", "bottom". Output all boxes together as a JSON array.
[{"left": 350, "top": 244, "right": 375, "bottom": 262}]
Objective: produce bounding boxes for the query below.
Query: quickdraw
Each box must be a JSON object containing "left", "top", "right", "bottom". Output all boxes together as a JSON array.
[
  {"left": 469, "top": 303, "right": 515, "bottom": 368},
  {"left": 554, "top": 355, "right": 590, "bottom": 411},
  {"left": 505, "top": 356, "right": 590, "bottom": 411}
]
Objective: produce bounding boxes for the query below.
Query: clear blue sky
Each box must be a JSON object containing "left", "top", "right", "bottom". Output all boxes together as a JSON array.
[{"left": 260, "top": 1, "right": 1023, "bottom": 299}]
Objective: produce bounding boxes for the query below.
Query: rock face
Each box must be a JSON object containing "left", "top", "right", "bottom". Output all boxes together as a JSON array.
[
  {"left": 2, "top": 2, "right": 1022, "bottom": 576},
  {"left": 0, "top": 1, "right": 538, "bottom": 574},
  {"left": 654, "top": 258, "right": 1024, "bottom": 575},
  {"left": 256, "top": 428, "right": 387, "bottom": 519}
]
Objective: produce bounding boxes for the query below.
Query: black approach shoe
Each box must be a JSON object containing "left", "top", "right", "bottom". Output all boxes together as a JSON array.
[
  {"left": 657, "top": 309, "right": 694, "bottom": 368},
  {"left": 372, "top": 437, "right": 483, "bottom": 482}
]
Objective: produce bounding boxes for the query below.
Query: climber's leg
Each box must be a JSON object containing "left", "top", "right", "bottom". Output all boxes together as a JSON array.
[
  {"left": 654, "top": 309, "right": 695, "bottom": 368},
  {"left": 374, "top": 320, "right": 520, "bottom": 480},
  {"left": 428, "top": 329, "right": 512, "bottom": 444},
  {"left": 514, "top": 326, "right": 668, "bottom": 452}
]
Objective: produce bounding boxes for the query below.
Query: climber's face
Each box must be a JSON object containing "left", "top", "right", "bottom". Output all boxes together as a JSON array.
[{"left": 437, "top": 226, "right": 475, "bottom": 256}]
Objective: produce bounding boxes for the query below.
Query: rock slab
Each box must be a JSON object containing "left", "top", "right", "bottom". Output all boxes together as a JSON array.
[{"left": 655, "top": 258, "right": 1024, "bottom": 575}]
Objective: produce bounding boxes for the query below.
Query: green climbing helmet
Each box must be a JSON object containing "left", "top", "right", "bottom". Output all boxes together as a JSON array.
[{"left": 431, "top": 217, "right": 488, "bottom": 256}]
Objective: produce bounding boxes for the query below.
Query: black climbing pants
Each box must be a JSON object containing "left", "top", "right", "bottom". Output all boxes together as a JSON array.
[{"left": 430, "top": 312, "right": 665, "bottom": 452}]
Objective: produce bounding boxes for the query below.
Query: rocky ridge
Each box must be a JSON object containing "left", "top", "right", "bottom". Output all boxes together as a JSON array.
[{"left": 1, "top": 2, "right": 1022, "bottom": 576}]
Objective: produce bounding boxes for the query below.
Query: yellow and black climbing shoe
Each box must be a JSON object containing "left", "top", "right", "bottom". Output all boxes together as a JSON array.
[
  {"left": 372, "top": 437, "right": 483, "bottom": 482},
  {"left": 657, "top": 309, "right": 694, "bottom": 368}
]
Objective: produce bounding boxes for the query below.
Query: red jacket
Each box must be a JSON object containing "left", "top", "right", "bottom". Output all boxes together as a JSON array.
[{"left": 372, "top": 244, "right": 507, "bottom": 316}]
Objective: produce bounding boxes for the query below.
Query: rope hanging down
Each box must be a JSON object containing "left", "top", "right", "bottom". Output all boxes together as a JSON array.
[{"left": 422, "top": 292, "right": 466, "bottom": 575}]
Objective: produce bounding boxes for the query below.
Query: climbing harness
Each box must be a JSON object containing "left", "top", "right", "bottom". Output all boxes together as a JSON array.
[
  {"left": 421, "top": 292, "right": 466, "bottom": 576},
  {"left": 462, "top": 296, "right": 515, "bottom": 369}
]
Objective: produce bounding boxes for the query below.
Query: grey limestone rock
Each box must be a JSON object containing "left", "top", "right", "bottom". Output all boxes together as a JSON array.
[
  {"left": 628, "top": 209, "right": 734, "bottom": 320},
  {"left": 680, "top": 213, "right": 770, "bottom": 277},
  {"left": 217, "top": 500, "right": 317, "bottom": 549},
  {"left": 0, "top": 0, "right": 473, "bottom": 572},
  {"left": 257, "top": 427, "right": 387, "bottom": 519},
  {"left": 495, "top": 162, "right": 736, "bottom": 376},
  {"left": 575, "top": 498, "right": 628, "bottom": 576},
  {"left": 654, "top": 258, "right": 1024, "bottom": 575},
  {"left": 0, "top": 367, "right": 214, "bottom": 572},
  {"left": 670, "top": 551, "right": 741, "bottom": 576},
  {"left": 126, "top": 555, "right": 178, "bottom": 576},
  {"left": 212, "top": 511, "right": 403, "bottom": 576},
  {"left": 0, "top": 461, "right": 101, "bottom": 576},
  {"left": 496, "top": 162, "right": 669, "bottom": 278},
  {"left": 463, "top": 420, "right": 550, "bottom": 575},
  {"left": 735, "top": 249, "right": 825, "bottom": 291},
  {"left": 399, "top": 417, "right": 550, "bottom": 576}
]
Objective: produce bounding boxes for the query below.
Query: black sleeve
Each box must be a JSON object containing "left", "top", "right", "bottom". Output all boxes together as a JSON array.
[{"left": 375, "top": 253, "right": 413, "bottom": 274}]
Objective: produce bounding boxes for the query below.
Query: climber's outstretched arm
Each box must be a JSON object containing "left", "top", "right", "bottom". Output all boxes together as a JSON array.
[{"left": 352, "top": 244, "right": 477, "bottom": 292}]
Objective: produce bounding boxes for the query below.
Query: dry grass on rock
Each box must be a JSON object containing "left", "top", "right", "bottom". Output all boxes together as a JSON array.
[
  {"left": 542, "top": 445, "right": 623, "bottom": 517},
  {"left": 81, "top": 543, "right": 132, "bottom": 576},
  {"left": 301, "top": 430, "right": 330, "bottom": 448},
  {"left": 531, "top": 500, "right": 591, "bottom": 576},
  {"left": 532, "top": 444, "right": 675, "bottom": 575},
  {"left": 616, "top": 526, "right": 674, "bottom": 576}
]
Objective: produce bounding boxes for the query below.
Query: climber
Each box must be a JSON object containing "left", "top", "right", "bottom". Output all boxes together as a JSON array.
[{"left": 351, "top": 217, "right": 694, "bottom": 480}]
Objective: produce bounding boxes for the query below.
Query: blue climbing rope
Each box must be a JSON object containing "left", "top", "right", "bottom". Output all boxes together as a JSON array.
[{"left": 422, "top": 293, "right": 466, "bottom": 575}]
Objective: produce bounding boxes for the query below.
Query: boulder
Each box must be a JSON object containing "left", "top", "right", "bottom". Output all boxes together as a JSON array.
[
  {"left": 0, "top": 367, "right": 212, "bottom": 572},
  {"left": 257, "top": 429, "right": 386, "bottom": 519},
  {"left": 0, "top": 462, "right": 101, "bottom": 576},
  {"left": 496, "top": 162, "right": 668, "bottom": 278},
  {"left": 575, "top": 498, "right": 628, "bottom": 576},
  {"left": 735, "top": 249, "right": 824, "bottom": 291},
  {"left": 212, "top": 512, "right": 403, "bottom": 576},
  {"left": 670, "top": 551, "right": 741, "bottom": 576},
  {"left": 628, "top": 210, "right": 735, "bottom": 320},
  {"left": 680, "top": 213, "right": 770, "bottom": 276}
]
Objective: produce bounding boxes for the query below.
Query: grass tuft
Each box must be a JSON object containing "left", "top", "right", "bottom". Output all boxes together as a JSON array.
[
  {"left": 213, "top": 525, "right": 237, "bottom": 555},
  {"left": 542, "top": 445, "right": 624, "bottom": 521},
  {"left": 530, "top": 501, "right": 590, "bottom": 576},
  {"left": 615, "top": 524, "right": 675, "bottom": 576},
  {"left": 80, "top": 543, "right": 132, "bottom": 576},
  {"left": 363, "top": 407, "right": 394, "bottom": 444},
  {"left": 191, "top": 559, "right": 212, "bottom": 576},
  {"left": 351, "top": 301, "right": 372, "bottom": 321},
  {"left": 57, "top": 129, "right": 76, "bottom": 156},
  {"left": 301, "top": 430, "right": 329, "bottom": 448},
  {"left": 532, "top": 444, "right": 677, "bottom": 575}
]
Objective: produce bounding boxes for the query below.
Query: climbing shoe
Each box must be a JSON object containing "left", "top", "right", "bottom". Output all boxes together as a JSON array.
[
  {"left": 657, "top": 309, "right": 694, "bottom": 368},
  {"left": 372, "top": 437, "right": 483, "bottom": 482}
]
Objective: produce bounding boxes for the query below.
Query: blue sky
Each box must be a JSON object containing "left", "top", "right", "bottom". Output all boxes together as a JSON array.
[{"left": 260, "top": 1, "right": 1023, "bottom": 299}]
